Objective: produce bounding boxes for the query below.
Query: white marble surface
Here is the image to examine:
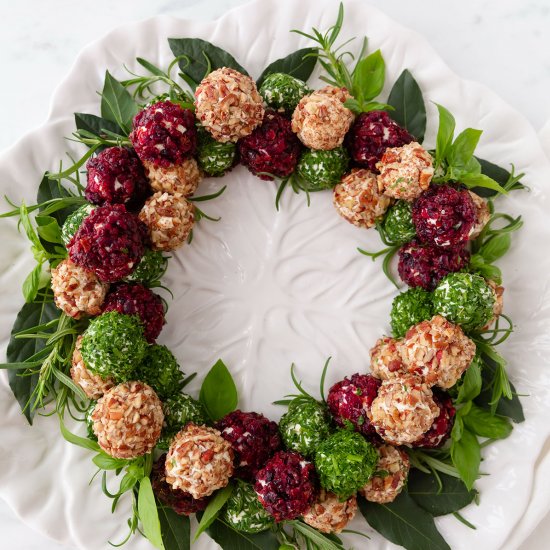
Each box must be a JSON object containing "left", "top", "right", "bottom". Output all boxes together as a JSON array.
[{"left": 0, "top": 0, "right": 549, "bottom": 549}]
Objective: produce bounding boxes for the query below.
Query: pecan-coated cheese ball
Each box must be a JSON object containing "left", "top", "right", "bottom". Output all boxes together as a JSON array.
[
  {"left": 369, "top": 336, "right": 407, "bottom": 380},
  {"left": 302, "top": 490, "right": 357, "bottom": 534},
  {"left": 195, "top": 67, "right": 264, "bottom": 143},
  {"left": 143, "top": 157, "right": 202, "bottom": 197},
  {"left": 92, "top": 381, "right": 163, "bottom": 459},
  {"left": 468, "top": 190, "right": 491, "bottom": 239}
]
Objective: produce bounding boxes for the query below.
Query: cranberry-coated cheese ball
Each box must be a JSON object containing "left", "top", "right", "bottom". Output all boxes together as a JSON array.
[
  {"left": 368, "top": 374, "right": 439, "bottom": 445},
  {"left": 370, "top": 336, "right": 407, "bottom": 380},
  {"left": 130, "top": 101, "right": 197, "bottom": 167},
  {"left": 333, "top": 168, "right": 393, "bottom": 228},
  {"left": 195, "top": 67, "right": 264, "bottom": 143},
  {"left": 291, "top": 86, "right": 354, "bottom": 150},
  {"left": 70, "top": 336, "right": 114, "bottom": 400},
  {"left": 165, "top": 423, "right": 234, "bottom": 499},
  {"left": 144, "top": 157, "right": 202, "bottom": 197},
  {"left": 400, "top": 315, "right": 476, "bottom": 389},
  {"left": 302, "top": 490, "right": 357, "bottom": 534},
  {"left": 92, "top": 381, "right": 163, "bottom": 459},
  {"left": 468, "top": 191, "right": 491, "bottom": 239},
  {"left": 377, "top": 142, "right": 434, "bottom": 201},
  {"left": 51, "top": 259, "right": 108, "bottom": 319},
  {"left": 360, "top": 444, "right": 410, "bottom": 503},
  {"left": 139, "top": 192, "right": 194, "bottom": 251},
  {"left": 413, "top": 389, "right": 456, "bottom": 448}
]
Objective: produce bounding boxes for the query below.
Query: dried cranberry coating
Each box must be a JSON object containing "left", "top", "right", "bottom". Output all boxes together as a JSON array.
[
  {"left": 85, "top": 147, "right": 150, "bottom": 210},
  {"left": 327, "top": 373, "right": 381, "bottom": 440},
  {"left": 151, "top": 454, "right": 209, "bottom": 516},
  {"left": 102, "top": 283, "right": 165, "bottom": 343},
  {"left": 130, "top": 101, "right": 197, "bottom": 168},
  {"left": 215, "top": 410, "right": 281, "bottom": 481},
  {"left": 255, "top": 451, "right": 317, "bottom": 522},
  {"left": 412, "top": 185, "right": 476, "bottom": 248},
  {"left": 68, "top": 204, "right": 147, "bottom": 283},
  {"left": 413, "top": 390, "right": 455, "bottom": 448},
  {"left": 238, "top": 110, "right": 302, "bottom": 180},
  {"left": 398, "top": 239, "right": 470, "bottom": 291},
  {"left": 345, "top": 111, "right": 413, "bottom": 172}
]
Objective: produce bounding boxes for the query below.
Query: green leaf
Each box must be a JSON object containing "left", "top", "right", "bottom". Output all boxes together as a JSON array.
[
  {"left": 74, "top": 113, "right": 123, "bottom": 146},
  {"left": 100, "top": 71, "right": 138, "bottom": 135},
  {"left": 138, "top": 477, "right": 165, "bottom": 550},
  {"left": 478, "top": 233, "right": 511, "bottom": 263},
  {"left": 168, "top": 38, "right": 248, "bottom": 89},
  {"left": 456, "top": 358, "right": 482, "bottom": 403},
  {"left": 59, "top": 417, "right": 101, "bottom": 452},
  {"left": 6, "top": 293, "right": 60, "bottom": 423},
  {"left": 434, "top": 103, "right": 456, "bottom": 167},
  {"left": 194, "top": 484, "right": 234, "bottom": 540},
  {"left": 475, "top": 157, "right": 525, "bottom": 197},
  {"left": 407, "top": 470, "right": 477, "bottom": 516},
  {"left": 352, "top": 49, "right": 385, "bottom": 103},
  {"left": 449, "top": 128, "right": 482, "bottom": 169},
  {"left": 450, "top": 426, "right": 480, "bottom": 490},
  {"left": 136, "top": 57, "right": 166, "bottom": 77},
  {"left": 359, "top": 492, "right": 451, "bottom": 550},
  {"left": 199, "top": 359, "right": 238, "bottom": 421},
  {"left": 256, "top": 47, "right": 317, "bottom": 87},
  {"left": 205, "top": 518, "right": 279, "bottom": 550},
  {"left": 36, "top": 174, "right": 81, "bottom": 225},
  {"left": 36, "top": 215, "right": 63, "bottom": 245},
  {"left": 459, "top": 172, "right": 507, "bottom": 195},
  {"left": 462, "top": 403, "right": 512, "bottom": 439},
  {"left": 157, "top": 503, "right": 190, "bottom": 550},
  {"left": 22, "top": 264, "right": 43, "bottom": 303},
  {"left": 387, "top": 69, "right": 427, "bottom": 142},
  {"left": 92, "top": 453, "right": 129, "bottom": 470}
]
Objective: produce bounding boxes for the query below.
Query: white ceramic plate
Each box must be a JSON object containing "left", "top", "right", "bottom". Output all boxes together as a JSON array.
[{"left": 1, "top": 0, "right": 550, "bottom": 548}]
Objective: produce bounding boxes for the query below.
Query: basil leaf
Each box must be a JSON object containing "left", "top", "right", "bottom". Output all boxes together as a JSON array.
[
  {"left": 468, "top": 254, "right": 502, "bottom": 284},
  {"left": 138, "top": 477, "right": 165, "bottom": 550},
  {"left": 22, "top": 264, "right": 43, "bottom": 303},
  {"left": 359, "top": 492, "right": 451, "bottom": 550},
  {"left": 205, "top": 518, "right": 280, "bottom": 550},
  {"left": 199, "top": 359, "right": 238, "bottom": 421},
  {"left": 475, "top": 157, "right": 525, "bottom": 197},
  {"left": 407, "top": 470, "right": 477, "bottom": 516},
  {"left": 257, "top": 47, "right": 317, "bottom": 87},
  {"left": 157, "top": 503, "right": 190, "bottom": 550},
  {"left": 194, "top": 484, "right": 234, "bottom": 540},
  {"left": 459, "top": 172, "right": 507, "bottom": 195},
  {"left": 449, "top": 128, "right": 482, "bottom": 169},
  {"left": 74, "top": 112, "right": 123, "bottom": 146},
  {"left": 100, "top": 71, "right": 138, "bottom": 135},
  {"left": 36, "top": 174, "right": 79, "bottom": 225},
  {"left": 92, "top": 453, "right": 128, "bottom": 470},
  {"left": 478, "top": 233, "right": 511, "bottom": 263},
  {"left": 387, "top": 69, "right": 426, "bottom": 142},
  {"left": 462, "top": 403, "right": 512, "bottom": 439},
  {"left": 352, "top": 49, "right": 385, "bottom": 103},
  {"left": 434, "top": 103, "right": 455, "bottom": 167},
  {"left": 168, "top": 38, "right": 248, "bottom": 89},
  {"left": 450, "top": 426, "right": 480, "bottom": 490},
  {"left": 456, "top": 358, "right": 482, "bottom": 403},
  {"left": 35, "top": 215, "right": 63, "bottom": 245}
]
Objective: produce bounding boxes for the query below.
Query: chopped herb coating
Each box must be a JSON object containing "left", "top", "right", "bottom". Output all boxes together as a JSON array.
[
  {"left": 259, "top": 72, "right": 310, "bottom": 113},
  {"left": 314, "top": 430, "right": 379, "bottom": 499},
  {"left": 433, "top": 272, "right": 495, "bottom": 331},
  {"left": 80, "top": 311, "right": 147, "bottom": 382},
  {"left": 279, "top": 398, "right": 332, "bottom": 457},
  {"left": 297, "top": 147, "right": 350, "bottom": 191},
  {"left": 126, "top": 249, "right": 168, "bottom": 285},
  {"left": 197, "top": 134, "right": 237, "bottom": 177},
  {"left": 222, "top": 480, "right": 274, "bottom": 533},
  {"left": 390, "top": 287, "right": 434, "bottom": 338},
  {"left": 382, "top": 200, "right": 416, "bottom": 244},
  {"left": 61, "top": 204, "right": 94, "bottom": 246},
  {"left": 135, "top": 344, "right": 183, "bottom": 400}
]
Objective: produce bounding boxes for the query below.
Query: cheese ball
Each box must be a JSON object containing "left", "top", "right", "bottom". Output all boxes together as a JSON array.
[
  {"left": 360, "top": 445, "right": 409, "bottom": 504},
  {"left": 197, "top": 131, "right": 237, "bottom": 177},
  {"left": 61, "top": 204, "right": 94, "bottom": 246},
  {"left": 92, "top": 381, "right": 163, "bottom": 459},
  {"left": 165, "top": 423, "right": 234, "bottom": 499},
  {"left": 291, "top": 86, "right": 354, "bottom": 150},
  {"left": 333, "top": 168, "right": 393, "bottom": 228},
  {"left": 368, "top": 374, "right": 439, "bottom": 445},
  {"left": 381, "top": 200, "right": 416, "bottom": 244},
  {"left": 486, "top": 279, "right": 505, "bottom": 327},
  {"left": 70, "top": 336, "right": 114, "bottom": 399},
  {"left": 296, "top": 147, "right": 349, "bottom": 191},
  {"left": 376, "top": 142, "right": 434, "bottom": 201},
  {"left": 390, "top": 287, "right": 434, "bottom": 338},
  {"left": 302, "top": 490, "right": 357, "bottom": 534},
  {"left": 143, "top": 157, "right": 202, "bottom": 197},
  {"left": 139, "top": 192, "right": 194, "bottom": 251},
  {"left": 135, "top": 345, "right": 183, "bottom": 400},
  {"left": 126, "top": 249, "right": 168, "bottom": 286},
  {"left": 400, "top": 315, "right": 476, "bottom": 389},
  {"left": 51, "top": 259, "right": 108, "bottom": 319},
  {"left": 468, "top": 191, "right": 491, "bottom": 239},
  {"left": 195, "top": 67, "right": 264, "bottom": 143},
  {"left": 222, "top": 480, "right": 274, "bottom": 533},
  {"left": 412, "top": 389, "right": 455, "bottom": 448},
  {"left": 259, "top": 72, "right": 310, "bottom": 113},
  {"left": 370, "top": 336, "right": 407, "bottom": 381}
]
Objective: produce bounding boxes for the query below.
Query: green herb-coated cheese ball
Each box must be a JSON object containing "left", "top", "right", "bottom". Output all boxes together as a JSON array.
[
  {"left": 85, "top": 401, "right": 97, "bottom": 441},
  {"left": 390, "top": 287, "right": 434, "bottom": 338},
  {"left": 80, "top": 311, "right": 147, "bottom": 382},
  {"left": 126, "top": 249, "right": 168, "bottom": 286},
  {"left": 61, "top": 204, "right": 94, "bottom": 245},
  {"left": 259, "top": 72, "right": 310, "bottom": 113},
  {"left": 315, "top": 430, "right": 378, "bottom": 499},
  {"left": 197, "top": 130, "right": 237, "bottom": 177},
  {"left": 135, "top": 345, "right": 183, "bottom": 400},
  {"left": 222, "top": 480, "right": 274, "bottom": 533},
  {"left": 433, "top": 272, "right": 495, "bottom": 332},
  {"left": 279, "top": 398, "right": 332, "bottom": 457},
  {"left": 297, "top": 147, "right": 350, "bottom": 191},
  {"left": 382, "top": 200, "right": 416, "bottom": 244}
]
